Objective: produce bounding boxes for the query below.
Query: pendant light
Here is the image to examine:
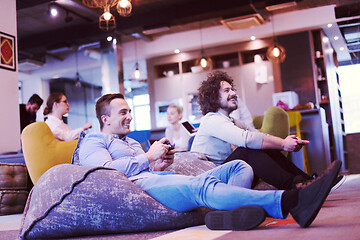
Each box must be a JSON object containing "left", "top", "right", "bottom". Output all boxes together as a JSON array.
[
  {"left": 82, "top": 0, "right": 118, "bottom": 31},
  {"left": 133, "top": 40, "right": 141, "bottom": 79},
  {"left": 266, "top": 14, "right": 286, "bottom": 63},
  {"left": 117, "top": 0, "right": 132, "bottom": 17},
  {"left": 195, "top": 21, "right": 213, "bottom": 70},
  {"left": 74, "top": 47, "right": 82, "bottom": 88}
]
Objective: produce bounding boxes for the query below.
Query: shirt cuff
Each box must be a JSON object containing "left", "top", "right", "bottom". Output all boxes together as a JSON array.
[{"left": 137, "top": 153, "right": 150, "bottom": 170}]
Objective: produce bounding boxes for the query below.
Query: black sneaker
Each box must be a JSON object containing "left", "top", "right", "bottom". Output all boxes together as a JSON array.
[
  {"left": 290, "top": 160, "right": 342, "bottom": 228},
  {"left": 205, "top": 205, "right": 266, "bottom": 231},
  {"left": 330, "top": 175, "right": 346, "bottom": 193}
]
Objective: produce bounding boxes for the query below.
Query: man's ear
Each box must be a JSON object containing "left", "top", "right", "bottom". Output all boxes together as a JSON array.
[{"left": 101, "top": 115, "right": 109, "bottom": 126}]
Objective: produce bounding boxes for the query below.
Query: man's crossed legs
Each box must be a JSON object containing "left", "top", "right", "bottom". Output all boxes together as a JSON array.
[{"left": 135, "top": 160, "right": 341, "bottom": 230}]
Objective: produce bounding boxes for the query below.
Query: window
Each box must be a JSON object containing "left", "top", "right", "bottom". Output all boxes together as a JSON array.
[
  {"left": 338, "top": 64, "right": 360, "bottom": 134},
  {"left": 126, "top": 94, "right": 151, "bottom": 130}
]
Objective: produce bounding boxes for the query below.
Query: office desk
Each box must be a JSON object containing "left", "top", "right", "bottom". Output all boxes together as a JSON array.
[{"left": 289, "top": 108, "right": 331, "bottom": 175}]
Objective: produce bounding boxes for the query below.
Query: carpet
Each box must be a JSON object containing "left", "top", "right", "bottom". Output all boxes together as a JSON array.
[{"left": 1, "top": 174, "right": 359, "bottom": 240}]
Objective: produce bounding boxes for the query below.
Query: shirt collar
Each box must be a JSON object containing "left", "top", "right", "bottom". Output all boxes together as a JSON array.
[{"left": 217, "top": 111, "right": 234, "bottom": 123}]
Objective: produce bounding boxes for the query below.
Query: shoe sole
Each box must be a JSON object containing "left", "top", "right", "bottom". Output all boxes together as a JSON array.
[
  {"left": 205, "top": 205, "right": 266, "bottom": 231},
  {"left": 291, "top": 160, "right": 342, "bottom": 228},
  {"left": 330, "top": 175, "right": 346, "bottom": 193}
]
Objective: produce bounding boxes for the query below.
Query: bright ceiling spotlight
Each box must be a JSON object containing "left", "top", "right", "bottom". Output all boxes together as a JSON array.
[
  {"left": 334, "top": 36, "right": 339, "bottom": 40},
  {"left": 48, "top": 3, "right": 59, "bottom": 17},
  {"left": 250, "top": 36, "right": 256, "bottom": 40},
  {"left": 340, "top": 47, "right": 345, "bottom": 51},
  {"left": 50, "top": 8, "right": 58, "bottom": 17},
  {"left": 107, "top": 36, "right": 113, "bottom": 42},
  {"left": 174, "top": 49, "right": 180, "bottom": 54},
  {"left": 327, "top": 23, "right": 333, "bottom": 28}
]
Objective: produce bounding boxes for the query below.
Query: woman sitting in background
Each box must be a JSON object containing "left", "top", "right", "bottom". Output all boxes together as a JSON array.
[
  {"left": 43, "top": 93, "right": 92, "bottom": 141},
  {"left": 165, "top": 104, "right": 191, "bottom": 151}
]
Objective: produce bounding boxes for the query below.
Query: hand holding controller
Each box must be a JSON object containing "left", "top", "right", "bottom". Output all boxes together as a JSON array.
[{"left": 164, "top": 141, "right": 175, "bottom": 151}]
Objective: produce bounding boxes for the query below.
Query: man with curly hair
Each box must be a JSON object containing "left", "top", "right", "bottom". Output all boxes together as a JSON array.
[{"left": 191, "top": 71, "right": 323, "bottom": 190}]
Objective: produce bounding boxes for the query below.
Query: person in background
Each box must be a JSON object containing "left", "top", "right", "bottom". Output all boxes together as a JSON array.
[
  {"left": 79, "top": 93, "right": 342, "bottom": 231},
  {"left": 43, "top": 92, "right": 92, "bottom": 141},
  {"left": 19, "top": 94, "right": 43, "bottom": 132},
  {"left": 165, "top": 104, "right": 191, "bottom": 151}
]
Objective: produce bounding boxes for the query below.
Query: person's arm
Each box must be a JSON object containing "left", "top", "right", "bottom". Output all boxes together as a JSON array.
[
  {"left": 262, "top": 135, "right": 309, "bottom": 152},
  {"left": 52, "top": 125, "right": 82, "bottom": 141},
  {"left": 203, "top": 114, "right": 308, "bottom": 152},
  {"left": 53, "top": 122, "right": 92, "bottom": 141},
  {"left": 233, "top": 118, "right": 258, "bottom": 132},
  {"left": 202, "top": 114, "right": 263, "bottom": 149},
  {"left": 79, "top": 134, "right": 150, "bottom": 177}
]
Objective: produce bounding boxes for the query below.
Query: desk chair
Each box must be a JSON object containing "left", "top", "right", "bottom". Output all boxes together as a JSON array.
[{"left": 287, "top": 111, "right": 311, "bottom": 175}]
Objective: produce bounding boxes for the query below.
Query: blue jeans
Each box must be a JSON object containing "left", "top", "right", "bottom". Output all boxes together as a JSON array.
[{"left": 135, "top": 160, "right": 285, "bottom": 219}]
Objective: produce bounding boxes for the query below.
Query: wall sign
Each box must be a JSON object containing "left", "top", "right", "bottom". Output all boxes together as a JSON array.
[{"left": 0, "top": 31, "right": 16, "bottom": 71}]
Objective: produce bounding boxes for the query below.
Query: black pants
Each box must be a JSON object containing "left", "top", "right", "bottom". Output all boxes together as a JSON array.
[{"left": 222, "top": 147, "right": 311, "bottom": 190}]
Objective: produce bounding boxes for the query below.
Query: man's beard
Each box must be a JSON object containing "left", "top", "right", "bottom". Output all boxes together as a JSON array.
[{"left": 220, "top": 100, "right": 238, "bottom": 113}]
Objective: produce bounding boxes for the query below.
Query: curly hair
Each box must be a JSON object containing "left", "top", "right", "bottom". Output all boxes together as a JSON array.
[{"left": 197, "top": 71, "right": 234, "bottom": 115}]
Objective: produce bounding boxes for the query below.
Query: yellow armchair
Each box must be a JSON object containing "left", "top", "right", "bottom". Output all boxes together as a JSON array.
[
  {"left": 253, "top": 106, "right": 289, "bottom": 139},
  {"left": 253, "top": 107, "right": 311, "bottom": 175},
  {"left": 21, "top": 122, "right": 77, "bottom": 184}
]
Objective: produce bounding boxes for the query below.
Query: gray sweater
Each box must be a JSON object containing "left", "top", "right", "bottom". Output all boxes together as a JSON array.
[{"left": 191, "top": 111, "right": 264, "bottom": 165}]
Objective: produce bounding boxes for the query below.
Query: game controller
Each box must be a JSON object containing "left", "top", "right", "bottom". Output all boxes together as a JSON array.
[{"left": 165, "top": 141, "right": 175, "bottom": 150}]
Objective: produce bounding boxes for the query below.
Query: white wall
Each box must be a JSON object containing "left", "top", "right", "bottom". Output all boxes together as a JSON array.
[{"left": 0, "top": 0, "right": 20, "bottom": 152}]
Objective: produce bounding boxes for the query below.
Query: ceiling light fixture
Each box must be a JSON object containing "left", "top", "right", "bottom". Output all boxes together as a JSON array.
[
  {"left": 117, "top": 0, "right": 132, "bottom": 17},
  {"left": 334, "top": 36, "right": 339, "bottom": 40},
  {"left": 327, "top": 23, "right": 333, "bottom": 28},
  {"left": 74, "top": 47, "right": 82, "bottom": 88},
  {"left": 82, "top": 0, "right": 118, "bottom": 31},
  {"left": 133, "top": 40, "right": 141, "bottom": 79},
  {"left": 250, "top": 36, "right": 256, "bottom": 40},
  {"left": 174, "top": 49, "right": 180, "bottom": 54},
  {"left": 266, "top": 14, "right": 286, "bottom": 63},
  {"left": 195, "top": 21, "right": 213, "bottom": 70},
  {"left": 48, "top": 3, "right": 59, "bottom": 17},
  {"left": 99, "top": 9, "right": 116, "bottom": 31}
]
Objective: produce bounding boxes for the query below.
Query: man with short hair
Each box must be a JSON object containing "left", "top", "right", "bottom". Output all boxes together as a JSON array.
[
  {"left": 191, "top": 70, "right": 316, "bottom": 190},
  {"left": 19, "top": 94, "right": 43, "bottom": 132},
  {"left": 79, "top": 93, "right": 341, "bottom": 231}
]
